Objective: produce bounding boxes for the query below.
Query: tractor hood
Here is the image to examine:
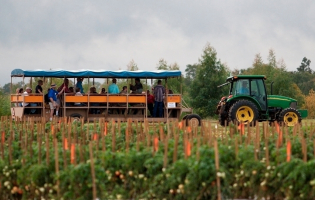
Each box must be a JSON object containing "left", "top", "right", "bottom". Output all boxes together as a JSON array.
[{"left": 267, "top": 95, "right": 297, "bottom": 109}]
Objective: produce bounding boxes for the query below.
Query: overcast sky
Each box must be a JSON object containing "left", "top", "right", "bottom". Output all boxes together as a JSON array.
[{"left": 1, "top": 0, "right": 314, "bottom": 86}]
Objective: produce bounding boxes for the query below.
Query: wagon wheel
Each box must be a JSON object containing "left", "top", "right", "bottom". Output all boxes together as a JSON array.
[
  {"left": 70, "top": 113, "right": 82, "bottom": 123},
  {"left": 186, "top": 114, "right": 202, "bottom": 129}
]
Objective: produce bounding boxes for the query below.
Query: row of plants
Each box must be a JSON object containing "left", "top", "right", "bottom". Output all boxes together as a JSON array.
[{"left": 0, "top": 118, "right": 314, "bottom": 199}]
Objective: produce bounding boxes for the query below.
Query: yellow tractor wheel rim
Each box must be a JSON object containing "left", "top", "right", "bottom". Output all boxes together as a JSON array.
[
  {"left": 283, "top": 112, "right": 299, "bottom": 126},
  {"left": 236, "top": 106, "right": 254, "bottom": 124}
]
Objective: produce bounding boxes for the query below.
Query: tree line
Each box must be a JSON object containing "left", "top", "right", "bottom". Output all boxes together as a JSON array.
[{"left": 0, "top": 43, "right": 313, "bottom": 118}]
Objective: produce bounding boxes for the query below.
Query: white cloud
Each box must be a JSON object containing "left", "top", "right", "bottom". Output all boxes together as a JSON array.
[{"left": 1, "top": 0, "right": 315, "bottom": 86}]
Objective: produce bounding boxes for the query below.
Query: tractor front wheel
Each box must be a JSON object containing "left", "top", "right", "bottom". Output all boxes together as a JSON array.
[
  {"left": 278, "top": 108, "right": 301, "bottom": 126},
  {"left": 229, "top": 100, "right": 259, "bottom": 126}
]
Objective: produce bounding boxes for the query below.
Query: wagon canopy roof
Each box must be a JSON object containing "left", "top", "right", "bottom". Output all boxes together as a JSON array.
[{"left": 11, "top": 69, "right": 181, "bottom": 79}]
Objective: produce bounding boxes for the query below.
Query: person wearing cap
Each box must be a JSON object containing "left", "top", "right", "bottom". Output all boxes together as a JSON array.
[
  {"left": 48, "top": 83, "right": 65, "bottom": 121},
  {"left": 108, "top": 78, "right": 119, "bottom": 94},
  {"left": 130, "top": 78, "right": 143, "bottom": 94},
  {"left": 239, "top": 81, "right": 249, "bottom": 95}
]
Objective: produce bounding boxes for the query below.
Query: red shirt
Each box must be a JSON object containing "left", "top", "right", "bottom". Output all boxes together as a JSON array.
[
  {"left": 58, "top": 83, "right": 71, "bottom": 93},
  {"left": 147, "top": 94, "right": 154, "bottom": 104}
]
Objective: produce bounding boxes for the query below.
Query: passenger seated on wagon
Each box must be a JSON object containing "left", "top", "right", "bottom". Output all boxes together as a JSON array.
[
  {"left": 74, "top": 88, "right": 85, "bottom": 106},
  {"left": 100, "top": 88, "right": 106, "bottom": 95},
  {"left": 120, "top": 86, "right": 127, "bottom": 94},
  {"left": 129, "top": 86, "right": 145, "bottom": 115},
  {"left": 22, "top": 87, "right": 37, "bottom": 114},
  {"left": 89, "top": 86, "right": 100, "bottom": 114},
  {"left": 69, "top": 87, "right": 74, "bottom": 93},
  {"left": 116, "top": 86, "right": 128, "bottom": 114},
  {"left": 108, "top": 78, "right": 119, "bottom": 94},
  {"left": 129, "top": 78, "right": 143, "bottom": 94}
]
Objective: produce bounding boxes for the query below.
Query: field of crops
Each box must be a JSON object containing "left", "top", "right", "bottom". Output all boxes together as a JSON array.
[{"left": 0, "top": 116, "right": 315, "bottom": 200}]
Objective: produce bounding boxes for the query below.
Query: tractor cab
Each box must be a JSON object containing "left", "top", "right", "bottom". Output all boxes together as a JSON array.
[{"left": 229, "top": 77, "right": 267, "bottom": 111}]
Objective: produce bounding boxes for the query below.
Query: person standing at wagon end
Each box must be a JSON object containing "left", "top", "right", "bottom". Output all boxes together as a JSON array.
[
  {"left": 153, "top": 80, "right": 165, "bottom": 117},
  {"left": 48, "top": 83, "right": 65, "bottom": 121}
]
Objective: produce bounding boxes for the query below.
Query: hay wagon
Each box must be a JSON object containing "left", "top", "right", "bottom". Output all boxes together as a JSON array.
[{"left": 10, "top": 69, "right": 201, "bottom": 126}]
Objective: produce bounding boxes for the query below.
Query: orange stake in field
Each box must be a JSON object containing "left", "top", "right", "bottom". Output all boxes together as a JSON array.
[
  {"left": 178, "top": 121, "right": 183, "bottom": 129},
  {"left": 275, "top": 122, "right": 283, "bottom": 147},
  {"left": 93, "top": 133, "right": 98, "bottom": 141},
  {"left": 286, "top": 140, "right": 291, "bottom": 162},
  {"left": 154, "top": 136, "right": 159, "bottom": 152},
  {"left": 104, "top": 122, "right": 107, "bottom": 136},
  {"left": 64, "top": 138, "right": 69, "bottom": 150},
  {"left": 238, "top": 123, "right": 245, "bottom": 135},
  {"left": 71, "top": 144, "right": 75, "bottom": 164},
  {"left": 185, "top": 140, "right": 191, "bottom": 157}
]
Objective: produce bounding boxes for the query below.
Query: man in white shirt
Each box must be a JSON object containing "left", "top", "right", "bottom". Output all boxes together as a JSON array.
[{"left": 22, "top": 87, "right": 32, "bottom": 107}]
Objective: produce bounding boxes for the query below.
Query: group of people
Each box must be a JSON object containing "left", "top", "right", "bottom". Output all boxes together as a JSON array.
[{"left": 15, "top": 77, "right": 172, "bottom": 119}]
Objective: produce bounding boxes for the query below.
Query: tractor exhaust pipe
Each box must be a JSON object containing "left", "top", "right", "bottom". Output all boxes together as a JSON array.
[{"left": 271, "top": 81, "right": 274, "bottom": 95}]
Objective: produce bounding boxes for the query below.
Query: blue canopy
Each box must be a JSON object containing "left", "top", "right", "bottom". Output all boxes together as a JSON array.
[{"left": 11, "top": 69, "right": 181, "bottom": 79}]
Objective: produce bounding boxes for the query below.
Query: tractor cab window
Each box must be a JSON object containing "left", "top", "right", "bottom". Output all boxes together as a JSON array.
[{"left": 231, "top": 79, "right": 250, "bottom": 95}]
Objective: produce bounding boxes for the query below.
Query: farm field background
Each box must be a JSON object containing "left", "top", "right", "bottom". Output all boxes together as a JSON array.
[{"left": 0, "top": 117, "right": 315, "bottom": 200}]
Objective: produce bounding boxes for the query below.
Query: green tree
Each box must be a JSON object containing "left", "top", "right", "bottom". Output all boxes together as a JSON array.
[
  {"left": 0, "top": 90, "right": 10, "bottom": 116},
  {"left": 127, "top": 59, "right": 139, "bottom": 71},
  {"left": 2, "top": 82, "right": 24, "bottom": 94},
  {"left": 189, "top": 43, "right": 229, "bottom": 118},
  {"left": 184, "top": 64, "right": 198, "bottom": 88},
  {"left": 155, "top": 59, "right": 182, "bottom": 94},
  {"left": 297, "top": 57, "right": 312, "bottom": 73},
  {"left": 291, "top": 57, "right": 315, "bottom": 95}
]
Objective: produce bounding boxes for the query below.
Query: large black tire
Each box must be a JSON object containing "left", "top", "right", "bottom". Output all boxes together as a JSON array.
[
  {"left": 229, "top": 100, "right": 259, "bottom": 126},
  {"left": 70, "top": 113, "right": 82, "bottom": 123},
  {"left": 186, "top": 114, "right": 202, "bottom": 128},
  {"left": 277, "top": 108, "right": 301, "bottom": 127}
]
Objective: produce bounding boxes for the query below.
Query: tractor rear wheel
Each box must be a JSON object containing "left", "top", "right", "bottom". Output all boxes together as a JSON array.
[
  {"left": 278, "top": 108, "right": 301, "bottom": 126},
  {"left": 229, "top": 100, "right": 259, "bottom": 126}
]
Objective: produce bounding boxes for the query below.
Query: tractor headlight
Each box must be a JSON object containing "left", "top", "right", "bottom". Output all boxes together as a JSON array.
[{"left": 290, "top": 102, "right": 297, "bottom": 109}]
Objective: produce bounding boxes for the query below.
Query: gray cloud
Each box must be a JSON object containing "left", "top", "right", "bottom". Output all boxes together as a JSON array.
[{"left": 1, "top": 0, "right": 315, "bottom": 86}]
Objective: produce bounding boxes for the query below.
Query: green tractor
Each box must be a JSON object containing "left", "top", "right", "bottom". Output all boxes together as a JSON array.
[{"left": 215, "top": 75, "right": 308, "bottom": 126}]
